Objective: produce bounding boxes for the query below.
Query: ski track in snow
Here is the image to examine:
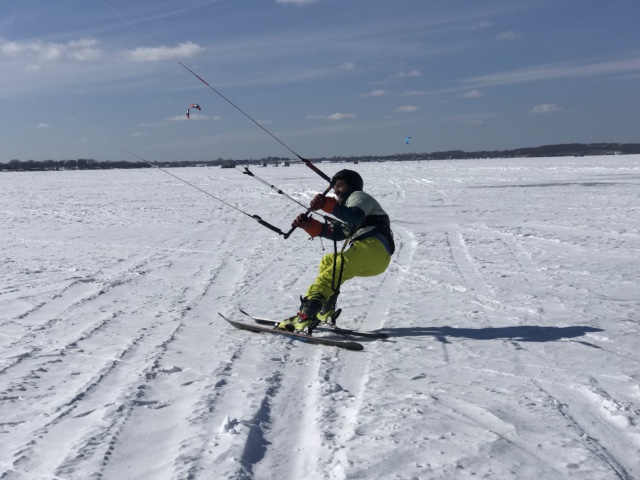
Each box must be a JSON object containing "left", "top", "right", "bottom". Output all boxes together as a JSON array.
[{"left": 1, "top": 158, "right": 640, "bottom": 479}]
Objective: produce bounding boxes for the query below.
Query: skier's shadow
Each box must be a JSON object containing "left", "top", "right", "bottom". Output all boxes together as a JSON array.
[{"left": 380, "top": 325, "right": 604, "bottom": 344}]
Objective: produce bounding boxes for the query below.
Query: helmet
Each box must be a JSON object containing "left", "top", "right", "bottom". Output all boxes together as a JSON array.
[{"left": 331, "top": 169, "right": 363, "bottom": 191}]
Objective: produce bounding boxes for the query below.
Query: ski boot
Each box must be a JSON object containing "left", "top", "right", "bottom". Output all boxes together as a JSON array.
[
  {"left": 318, "top": 308, "right": 342, "bottom": 326},
  {"left": 316, "top": 292, "right": 340, "bottom": 326},
  {"left": 277, "top": 296, "right": 323, "bottom": 334}
]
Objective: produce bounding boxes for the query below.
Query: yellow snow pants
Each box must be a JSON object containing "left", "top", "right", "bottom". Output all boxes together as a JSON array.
[{"left": 305, "top": 236, "right": 391, "bottom": 303}]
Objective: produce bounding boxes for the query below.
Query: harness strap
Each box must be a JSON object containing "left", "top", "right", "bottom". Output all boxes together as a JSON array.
[{"left": 330, "top": 230, "right": 352, "bottom": 299}]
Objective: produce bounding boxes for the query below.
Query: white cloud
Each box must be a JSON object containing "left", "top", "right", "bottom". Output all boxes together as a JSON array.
[
  {"left": 394, "top": 69, "right": 422, "bottom": 79},
  {"left": 402, "top": 90, "right": 426, "bottom": 96},
  {"left": 0, "top": 40, "right": 60, "bottom": 60},
  {"left": 32, "top": 123, "right": 50, "bottom": 128},
  {"left": 167, "top": 115, "right": 189, "bottom": 122},
  {"left": 67, "top": 39, "right": 103, "bottom": 61},
  {"left": 68, "top": 38, "right": 98, "bottom": 49},
  {"left": 363, "top": 89, "right": 385, "bottom": 97},
  {"left": 121, "top": 41, "right": 204, "bottom": 62},
  {"left": 338, "top": 62, "right": 355, "bottom": 71},
  {"left": 0, "top": 38, "right": 103, "bottom": 62},
  {"left": 0, "top": 37, "right": 203, "bottom": 65},
  {"left": 461, "top": 55, "right": 640, "bottom": 88},
  {"left": 68, "top": 48, "right": 102, "bottom": 62},
  {"left": 306, "top": 113, "right": 356, "bottom": 121},
  {"left": 462, "top": 89, "right": 483, "bottom": 98},
  {"left": 327, "top": 113, "right": 355, "bottom": 120},
  {"left": 530, "top": 103, "right": 561, "bottom": 114},
  {"left": 395, "top": 106, "right": 420, "bottom": 113}
]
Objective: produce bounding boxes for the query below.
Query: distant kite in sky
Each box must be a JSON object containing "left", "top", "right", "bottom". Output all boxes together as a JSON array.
[
  {"left": 186, "top": 103, "right": 201, "bottom": 119},
  {"left": 405, "top": 136, "right": 412, "bottom": 145}
]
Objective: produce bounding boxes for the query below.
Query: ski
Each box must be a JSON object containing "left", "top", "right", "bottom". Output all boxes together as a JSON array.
[
  {"left": 239, "top": 309, "right": 389, "bottom": 339},
  {"left": 219, "top": 313, "right": 364, "bottom": 351}
]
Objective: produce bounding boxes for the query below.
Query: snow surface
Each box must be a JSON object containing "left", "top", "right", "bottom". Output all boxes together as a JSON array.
[{"left": 1, "top": 156, "right": 640, "bottom": 480}]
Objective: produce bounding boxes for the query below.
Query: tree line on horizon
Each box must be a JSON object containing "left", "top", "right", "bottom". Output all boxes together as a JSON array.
[{"left": 2, "top": 143, "right": 639, "bottom": 172}]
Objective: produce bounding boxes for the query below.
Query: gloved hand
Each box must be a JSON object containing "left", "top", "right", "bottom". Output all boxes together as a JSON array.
[
  {"left": 310, "top": 194, "right": 325, "bottom": 211},
  {"left": 310, "top": 194, "right": 337, "bottom": 214},
  {"left": 292, "top": 214, "right": 322, "bottom": 237},
  {"left": 292, "top": 213, "right": 312, "bottom": 228}
]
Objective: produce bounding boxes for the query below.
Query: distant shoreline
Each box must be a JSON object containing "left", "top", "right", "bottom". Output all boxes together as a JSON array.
[{"left": 2, "top": 142, "right": 639, "bottom": 172}]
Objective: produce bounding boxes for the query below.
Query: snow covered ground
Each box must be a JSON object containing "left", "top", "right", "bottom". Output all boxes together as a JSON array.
[{"left": 1, "top": 155, "right": 639, "bottom": 480}]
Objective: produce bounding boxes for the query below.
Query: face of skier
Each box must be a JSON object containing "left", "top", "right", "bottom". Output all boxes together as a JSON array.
[
  {"left": 333, "top": 179, "right": 349, "bottom": 204},
  {"left": 333, "top": 179, "right": 348, "bottom": 194}
]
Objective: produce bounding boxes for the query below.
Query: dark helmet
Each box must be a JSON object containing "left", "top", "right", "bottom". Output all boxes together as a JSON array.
[{"left": 331, "top": 169, "right": 363, "bottom": 191}]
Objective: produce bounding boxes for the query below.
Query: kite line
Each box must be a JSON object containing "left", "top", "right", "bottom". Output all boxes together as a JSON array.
[{"left": 178, "top": 61, "right": 332, "bottom": 184}]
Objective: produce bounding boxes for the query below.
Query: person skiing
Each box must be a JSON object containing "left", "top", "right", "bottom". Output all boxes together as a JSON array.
[{"left": 278, "top": 169, "right": 395, "bottom": 333}]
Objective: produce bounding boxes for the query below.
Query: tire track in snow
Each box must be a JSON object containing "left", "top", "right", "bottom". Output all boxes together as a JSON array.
[
  {"left": 63, "top": 281, "right": 215, "bottom": 478},
  {"left": 1, "top": 169, "right": 278, "bottom": 478},
  {"left": 103, "top": 221, "right": 297, "bottom": 480},
  {"left": 1, "top": 228, "right": 236, "bottom": 479},
  {"left": 5, "top": 318, "right": 180, "bottom": 478},
  {"left": 206, "top": 358, "right": 288, "bottom": 480},
  {"left": 434, "top": 393, "right": 568, "bottom": 478},
  {"left": 3, "top": 250, "right": 167, "bottom": 349},
  {"left": 98, "top": 222, "right": 257, "bottom": 480},
  {"left": 426, "top": 184, "right": 636, "bottom": 477},
  {"left": 455, "top": 221, "right": 640, "bottom": 374},
  {"left": 435, "top": 189, "right": 499, "bottom": 327},
  {"left": 453, "top": 230, "right": 551, "bottom": 325},
  {"left": 0, "top": 249, "right": 182, "bottom": 400},
  {"left": 0, "top": 250, "right": 175, "bottom": 383},
  {"left": 2, "top": 227, "right": 229, "bottom": 374},
  {"left": 581, "top": 377, "right": 640, "bottom": 444},
  {"left": 241, "top": 349, "right": 330, "bottom": 480},
  {"left": 533, "top": 381, "right": 634, "bottom": 479}
]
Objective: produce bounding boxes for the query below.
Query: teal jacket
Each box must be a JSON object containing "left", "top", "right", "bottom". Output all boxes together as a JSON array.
[{"left": 319, "top": 191, "right": 395, "bottom": 254}]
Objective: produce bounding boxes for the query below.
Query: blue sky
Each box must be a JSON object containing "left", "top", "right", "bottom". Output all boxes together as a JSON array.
[{"left": 1, "top": 0, "right": 639, "bottom": 162}]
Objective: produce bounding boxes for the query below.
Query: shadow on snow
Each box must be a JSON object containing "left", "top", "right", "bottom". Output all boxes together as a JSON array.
[{"left": 381, "top": 325, "right": 604, "bottom": 343}]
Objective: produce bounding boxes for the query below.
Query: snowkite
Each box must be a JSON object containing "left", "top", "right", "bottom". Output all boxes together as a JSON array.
[
  {"left": 186, "top": 103, "right": 201, "bottom": 119},
  {"left": 405, "top": 136, "right": 412, "bottom": 145}
]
